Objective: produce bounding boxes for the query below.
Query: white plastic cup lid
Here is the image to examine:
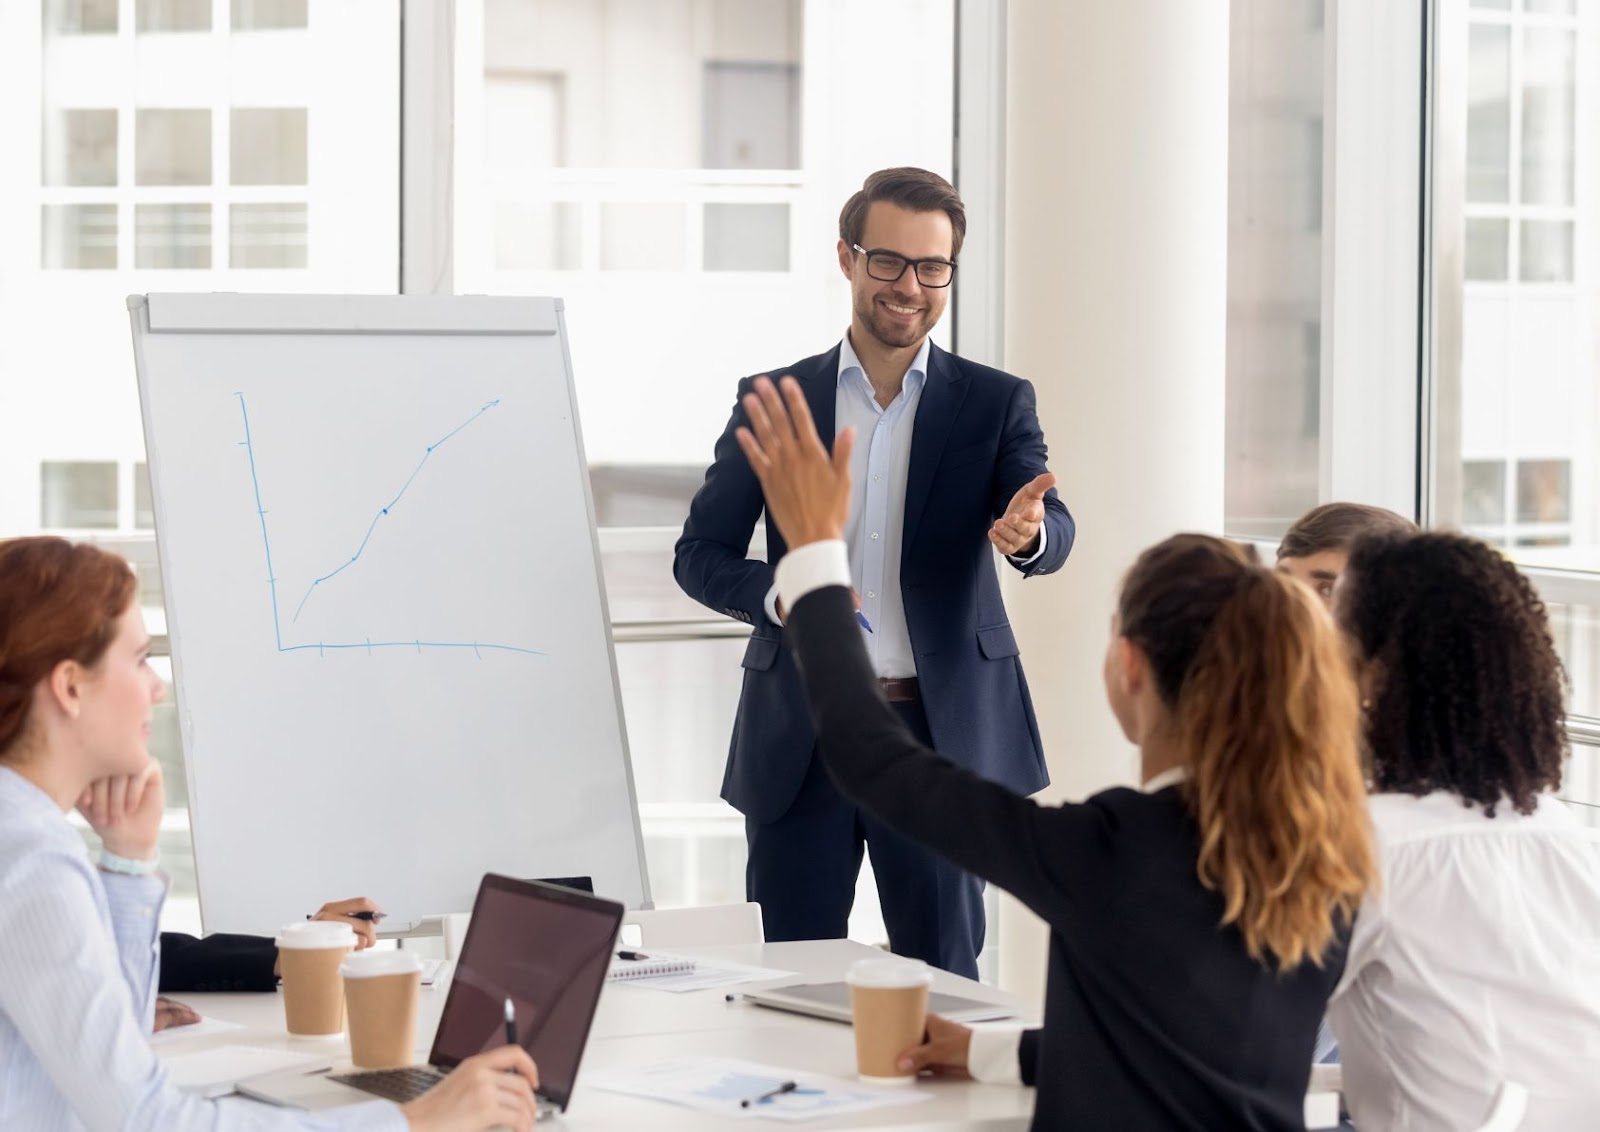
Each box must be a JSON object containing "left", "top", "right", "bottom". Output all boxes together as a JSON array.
[
  {"left": 276, "top": 921, "right": 358, "bottom": 950},
  {"left": 340, "top": 950, "right": 423, "bottom": 978},
  {"left": 845, "top": 957, "right": 934, "bottom": 989}
]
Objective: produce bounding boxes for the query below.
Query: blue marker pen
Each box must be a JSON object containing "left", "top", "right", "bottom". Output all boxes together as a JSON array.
[{"left": 855, "top": 610, "right": 874, "bottom": 633}]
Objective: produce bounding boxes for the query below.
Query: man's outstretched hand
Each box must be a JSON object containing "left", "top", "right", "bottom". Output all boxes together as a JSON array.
[
  {"left": 989, "top": 472, "right": 1056, "bottom": 558},
  {"left": 735, "top": 376, "right": 856, "bottom": 550}
]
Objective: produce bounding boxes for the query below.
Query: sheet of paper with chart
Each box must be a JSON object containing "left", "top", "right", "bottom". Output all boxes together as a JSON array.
[
  {"left": 129, "top": 294, "right": 649, "bottom": 934},
  {"left": 584, "top": 1056, "right": 933, "bottom": 1121}
]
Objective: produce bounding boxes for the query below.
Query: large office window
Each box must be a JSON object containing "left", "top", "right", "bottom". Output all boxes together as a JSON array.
[
  {"left": 2, "top": 0, "right": 400, "bottom": 933},
  {"left": 1224, "top": 0, "right": 1597, "bottom": 824},
  {"left": 4, "top": 1, "right": 960, "bottom": 947},
  {"left": 1225, "top": 0, "right": 1327, "bottom": 540},
  {"left": 454, "top": 0, "right": 959, "bottom": 949},
  {"left": 1436, "top": 0, "right": 1600, "bottom": 819}
]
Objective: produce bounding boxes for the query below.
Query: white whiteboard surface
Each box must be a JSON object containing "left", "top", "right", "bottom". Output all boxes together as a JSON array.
[{"left": 130, "top": 294, "right": 649, "bottom": 935}]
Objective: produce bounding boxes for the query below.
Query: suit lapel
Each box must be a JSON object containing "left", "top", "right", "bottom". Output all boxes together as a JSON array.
[
  {"left": 903, "top": 342, "right": 970, "bottom": 555},
  {"left": 765, "top": 348, "right": 838, "bottom": 563},
  {"left": 799, "top": 345, "right": 839, "bottom": 447}
]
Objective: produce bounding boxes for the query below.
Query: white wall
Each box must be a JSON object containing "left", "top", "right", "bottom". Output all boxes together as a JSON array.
[{"left": 997, "top": 0, "right": 1230, "bottom": 999}]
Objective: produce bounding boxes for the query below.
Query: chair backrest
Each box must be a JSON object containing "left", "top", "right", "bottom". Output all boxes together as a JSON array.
[
  {"left": 440, "top": 912, "right": 471, "bottom": 960},
  {"left": 620, "top": 902, "right": 765, "bottom": 949},
  {"left": 1473, "top": 1082, "right": 1529, "bottom": 1132}
]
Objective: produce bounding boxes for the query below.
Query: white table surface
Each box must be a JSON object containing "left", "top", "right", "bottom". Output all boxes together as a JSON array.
[{"left": 165, "top": 939, "right": 1042, "bottom": 1130}]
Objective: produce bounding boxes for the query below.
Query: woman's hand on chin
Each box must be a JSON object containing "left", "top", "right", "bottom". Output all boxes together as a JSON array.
[{"left": 79, "top": 758, "right": 164, "bottom": 862}]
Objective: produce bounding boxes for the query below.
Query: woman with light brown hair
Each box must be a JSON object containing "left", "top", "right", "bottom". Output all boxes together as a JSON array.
[
  {"left": 731, "top": 375, "right": 1379, "bottom": 1129},
  {"left": 0, "top": 536, "right": 540, "bottom": 1132}
]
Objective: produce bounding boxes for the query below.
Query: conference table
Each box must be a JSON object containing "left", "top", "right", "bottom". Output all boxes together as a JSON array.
[{"left": 167, "top": 939, "right": 1043, "bottom": 1130}]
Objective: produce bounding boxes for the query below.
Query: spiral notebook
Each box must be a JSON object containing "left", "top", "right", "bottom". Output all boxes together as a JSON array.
[{"left": 607, "top": 952, "right": 698, "bottom": 981}]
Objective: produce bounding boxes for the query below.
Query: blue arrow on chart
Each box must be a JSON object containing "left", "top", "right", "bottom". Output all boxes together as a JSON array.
[
  {"left": 291, "top": 398, "right": 502, "bottom": 623},
  {"left": 235, "top": 392, "right": 543, "bottom": 658}
]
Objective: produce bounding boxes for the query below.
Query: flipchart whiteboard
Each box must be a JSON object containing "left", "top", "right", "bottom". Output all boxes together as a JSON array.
[{"left": 129, "top": 294, "right": 650, "bottom": 934}]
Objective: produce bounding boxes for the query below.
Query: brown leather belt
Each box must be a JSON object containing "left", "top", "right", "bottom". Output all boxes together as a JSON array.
[{"left": 878, "top": 677, "right": 920, "bottom": 703}]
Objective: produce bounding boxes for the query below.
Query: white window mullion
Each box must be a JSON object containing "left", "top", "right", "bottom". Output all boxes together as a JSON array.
[
  {"left": 1322, "top": 0, "right": 1424, "bottom": 517},
  {"left": 401, "top": 0, "right": 455, "bottom": 295}
]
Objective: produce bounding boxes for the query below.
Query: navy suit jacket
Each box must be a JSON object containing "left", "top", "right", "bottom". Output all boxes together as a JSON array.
[
  {"left": 158, "top": 932, "right": 279, "bottom": 993},
  {"left": 673, "top": 342, "right": 1074, "bottom": 823}
]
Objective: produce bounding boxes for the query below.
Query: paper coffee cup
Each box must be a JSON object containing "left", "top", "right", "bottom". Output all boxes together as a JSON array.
[
  {"left": 342, "top": 950, "right": 423, "bottom": 1068},
  {"left": 276, "top": 921, "right": 357, "bottom": 1036},
  {"left": 846, "top": 958, "right": 934, "bottom": 1084}
]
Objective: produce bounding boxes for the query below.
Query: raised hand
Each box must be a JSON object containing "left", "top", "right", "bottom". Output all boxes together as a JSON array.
[
  {"left": 734, "top": 376, "right": 856, "bottom": 550},
  {"left": 989, "top": 472, "right": 1057, "bottom": 557}
]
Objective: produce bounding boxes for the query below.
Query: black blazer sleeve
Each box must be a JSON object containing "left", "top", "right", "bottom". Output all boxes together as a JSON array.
[
  {"left": 1018, "top": 1028, "right": 1042, "bottom": 1087},
  {"left": 158, "top": 932, "right": 279, "bottom": 993},
  {"left": 786, "top": 584, "right": 1121, "bottom": 925},
  {"left": 993, "top": 378, "right": 1074, "bottom": 578},
  {"left": 673, "top": 378, "right": 777, "bottom": 626}
]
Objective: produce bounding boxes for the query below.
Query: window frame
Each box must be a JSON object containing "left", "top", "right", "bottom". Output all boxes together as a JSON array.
[{"left": 1426, "top": 0, "right": 1600, "bottom": 740}]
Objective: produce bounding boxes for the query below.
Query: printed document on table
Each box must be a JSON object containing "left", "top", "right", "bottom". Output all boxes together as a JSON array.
[
  {"left": 160, "top": 1045, "right": 333, "bottom": 1098},
  {"left": 149, "top": 1015, "right": 248, "bottom": 1046},
  {"left": 585, "top": 1056, "right": 933, "bottom": 1121}
]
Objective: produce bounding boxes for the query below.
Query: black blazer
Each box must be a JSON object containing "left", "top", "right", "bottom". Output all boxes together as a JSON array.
[
  {"left": 674, "top": 343, "right": 1074, "bottom": 822},
  {"left": 787, "top": 585, "right": 1343, "bottom": 1131},
  {"left": 158, "top": 932, "right": 278, "bottom": 993}
]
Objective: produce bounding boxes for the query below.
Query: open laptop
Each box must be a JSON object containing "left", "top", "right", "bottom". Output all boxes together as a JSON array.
[{"left": 241, "top": 873, "right": 622, "bottom": 1116}]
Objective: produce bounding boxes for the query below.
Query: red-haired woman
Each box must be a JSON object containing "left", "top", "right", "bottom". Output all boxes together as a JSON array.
[{"left": 0, "top": 537, "right": 538, "bottom": 1132}]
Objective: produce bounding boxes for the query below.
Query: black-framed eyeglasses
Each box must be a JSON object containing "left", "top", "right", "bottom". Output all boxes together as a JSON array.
[{"left": 851, "top": 244, "right": 957, "bottom": 288}]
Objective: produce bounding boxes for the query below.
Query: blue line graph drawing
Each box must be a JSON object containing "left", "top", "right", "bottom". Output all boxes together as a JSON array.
[
  {"left": 291, "top": 398, "right": 501, "bottom": 623},
  {"left": 235, "top": 392, "right": 543, "bottom": 658}
]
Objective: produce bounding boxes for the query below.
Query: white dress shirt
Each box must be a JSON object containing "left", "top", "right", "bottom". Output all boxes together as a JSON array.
[
  {"left": 1329, "top": 790, "right": 1600, "bottom": 1132},
  {"left": 0, "top": 766, "right": 403, "bottom": 1132},
  {"left": 765, "top": 334, "right": 1044, "bottom": 680},
  {"left": 834, "top": 332, "right": 928, "bottom": 678}
]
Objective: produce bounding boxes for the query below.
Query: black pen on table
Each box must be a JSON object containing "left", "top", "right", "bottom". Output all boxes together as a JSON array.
[
  {"left": 303, "top": 911, "right": 384, "bottom": 922},
  {"left": 740, "top": 1080, "right": 797, "bottom": 1108},
  {"left": 616, "top": 949, "right": 650, "bottom": 961}
]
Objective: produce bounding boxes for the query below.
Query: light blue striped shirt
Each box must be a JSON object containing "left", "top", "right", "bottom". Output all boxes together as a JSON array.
[
  {"left": 0, "top": 766, "right": 404, "bottom": 1132},
  {"left": 837, "top": 333, "right": 930, "bottom": 679}
]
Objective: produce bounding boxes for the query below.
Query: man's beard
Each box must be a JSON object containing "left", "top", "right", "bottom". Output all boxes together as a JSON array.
[{"left": 855, "top": 292, "right": 931, "bottom": 350}]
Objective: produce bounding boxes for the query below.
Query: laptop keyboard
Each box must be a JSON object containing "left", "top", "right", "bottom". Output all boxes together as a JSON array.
[{"left": 329, "top": 1065, "right": 447, "bottom": 1103}]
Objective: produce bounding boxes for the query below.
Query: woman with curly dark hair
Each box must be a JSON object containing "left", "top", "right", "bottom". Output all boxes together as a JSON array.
[{"left": 1329, "top": 530, "right": 1600, "bottom": 1132}]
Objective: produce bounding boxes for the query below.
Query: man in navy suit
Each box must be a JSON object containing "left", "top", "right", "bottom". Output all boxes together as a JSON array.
[{"left": 674, "top": 167, "right": 1073, "bottom": 977}]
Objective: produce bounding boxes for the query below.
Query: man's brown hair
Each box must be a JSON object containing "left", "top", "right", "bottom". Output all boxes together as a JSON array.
[
  {"left": 1277, "top": 502, "right": 1416, "bottom": 561},
  {"left": 839, "top": 167, "right": 966, "bottom": 260}
]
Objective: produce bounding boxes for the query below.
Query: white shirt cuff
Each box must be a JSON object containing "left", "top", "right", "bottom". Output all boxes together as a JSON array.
[
  {"left": 763, "top": 584, "right": 785, "bottom": 626},
  {"left": 774, "top": 539, "right": 852, "bottom": 615},
  {"left": 1007, "top": 522, "right": 1047, "bottom": 567},
  {"left": 967, "top": 1024, "right": 1026, "bottom": 1085}
]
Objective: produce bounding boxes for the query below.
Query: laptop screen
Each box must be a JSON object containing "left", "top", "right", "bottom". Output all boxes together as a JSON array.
[{"left": 430, "top": 874, "right": 622, "bottom": 1109}]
